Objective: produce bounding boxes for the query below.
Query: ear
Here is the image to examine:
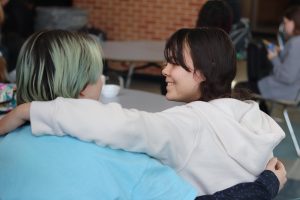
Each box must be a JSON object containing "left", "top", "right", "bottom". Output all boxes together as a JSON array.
[
  {"left": 78, "top": 77, "right": 103, "bottom": 100},
  {"left": 79, "top": 86, "right": 88, "bottom": 99}
]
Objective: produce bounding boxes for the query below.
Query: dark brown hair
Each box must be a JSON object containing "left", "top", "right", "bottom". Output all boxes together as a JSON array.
[
  {"left": 164, "top": 27, "right": 236, "bottom": 102},
  {"left": 196, "top": 0, "right": 233, "bottom": 33}
]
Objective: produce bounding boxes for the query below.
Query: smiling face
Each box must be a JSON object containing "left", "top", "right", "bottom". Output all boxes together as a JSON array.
[
  {"left": 162, "top": 47, "right": 205, "bottom": 103},
  {"left": 163, "top": 28, "right": 236, "bottom": 102}
]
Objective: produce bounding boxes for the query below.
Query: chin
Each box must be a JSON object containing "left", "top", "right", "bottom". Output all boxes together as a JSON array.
[
  {"left": 165, "top": 93, "right": 180, "bottom": 102},
  {"left": 165, "top": 93, "right": 173, "bottom": 101}
]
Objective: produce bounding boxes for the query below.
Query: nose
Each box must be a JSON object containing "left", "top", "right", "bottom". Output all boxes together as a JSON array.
[{"left": 162, "top": 63, "right": 170, "bottom": 77}]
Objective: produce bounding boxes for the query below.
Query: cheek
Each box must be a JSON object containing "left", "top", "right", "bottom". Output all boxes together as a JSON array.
[
  {"left": 96, "top": 80, "right": 104, "bottom": 98},
  {"left": 90, "top": 79, "right": 103, "bottom": 100},
  {"left": 285, "top": 26, "right": 291, "bottom": 34},
  {"left": 285, "top": 23, "right": 294, "bottom": 35}
]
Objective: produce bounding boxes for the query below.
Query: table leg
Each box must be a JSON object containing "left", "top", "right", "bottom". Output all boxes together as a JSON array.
[{"left": 125, "top": 63, "right": 135, "bottom": 88}]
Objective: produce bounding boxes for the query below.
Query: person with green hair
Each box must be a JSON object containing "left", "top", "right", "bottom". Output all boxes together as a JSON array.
[{"left": 15, "top": 30, "right": 103, "bottom": 103}]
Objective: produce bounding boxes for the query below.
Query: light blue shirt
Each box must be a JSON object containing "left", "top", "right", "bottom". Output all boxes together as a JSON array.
[{"left": 0, "top": 125, "right": 196, "bottom": 200}]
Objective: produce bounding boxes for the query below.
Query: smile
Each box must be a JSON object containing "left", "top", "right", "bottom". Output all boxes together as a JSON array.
[{"left": 166, "top": 82, "right": 174, "bottom": 86}]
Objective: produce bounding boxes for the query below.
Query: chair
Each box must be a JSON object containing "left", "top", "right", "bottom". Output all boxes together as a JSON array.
[{"left": 253, "top": 91, "right": 300, "bottom": 157}]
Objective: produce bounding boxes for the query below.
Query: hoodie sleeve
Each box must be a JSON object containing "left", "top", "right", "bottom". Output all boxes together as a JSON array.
[
  {"left": 30, "top": 97, "right": 199, "bottom": 169},
  {"left": 195, "top": 170, "right": 279, "bottom": 200}
]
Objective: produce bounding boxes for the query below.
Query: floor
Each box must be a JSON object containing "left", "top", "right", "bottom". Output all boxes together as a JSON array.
[{"left": 127, "top": 59, "right": 300, "bottom": 200}]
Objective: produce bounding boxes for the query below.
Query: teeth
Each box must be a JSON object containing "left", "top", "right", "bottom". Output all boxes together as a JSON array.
[{"left": 167, "top": 82, "right": 174, "bottom": 86}]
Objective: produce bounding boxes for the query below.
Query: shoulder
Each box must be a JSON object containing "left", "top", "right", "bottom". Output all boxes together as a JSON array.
[
  {"left": 196, "top": 98, "right": 260, "bottom": 120},
  {"left": 0, "top": 125, "right": 162, "bottom": 198},
  {"left": 187, "top": 98, "right": 255, "bottom": 111},
  {"left": 286, "top": 36, "right": 300, "bottom": 48}
]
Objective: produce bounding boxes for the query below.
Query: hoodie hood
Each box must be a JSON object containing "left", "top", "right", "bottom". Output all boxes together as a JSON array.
[{"left": 190, "top": 98, "right": 285, "bottom": 175}]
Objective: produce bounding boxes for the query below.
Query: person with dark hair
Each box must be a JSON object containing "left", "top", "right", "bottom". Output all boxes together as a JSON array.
[
  {"left": 1, "top": 0, "right": 35, "bottom": 73},
  {"left": 225, "top": 0, "right": 241, "bottom": 24},
  {"left": 161, "top": 0, "right": 233, "bottom": 96},
  {"left": 196, "top": 0, "right": 233, "bottom": 33},
  {"left": 259, "top": 6, "right": 300, "bottom": 101},
  {"left": 0, "top": 28, "right": 286, "bottom": 197},
  {"left": 238, "top": 6, "right": 300, "bottom": 103},
  {"left": 160, "top": 0, "right": 237, "bottom": 96}
]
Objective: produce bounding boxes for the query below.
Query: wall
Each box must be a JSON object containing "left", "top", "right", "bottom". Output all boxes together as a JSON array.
[
  {"left": 73, "top": 0, "right": 206, "bottom": 40},
  {"left": 240, "top": 0, "right": 289, "bottom": 34}
]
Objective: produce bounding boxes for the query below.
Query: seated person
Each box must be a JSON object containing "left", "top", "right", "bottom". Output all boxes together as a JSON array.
[
  {"left": 258, "top": 6, "right": 300, "bottom": 101},
  {"left": 237, "top": 6, "right": 300, "bottom": 102},
  {"left": 0, "top": 30, "right": 286, "bottom": 199}
]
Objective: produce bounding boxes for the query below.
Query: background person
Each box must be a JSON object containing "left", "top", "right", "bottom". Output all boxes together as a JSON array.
[
  {"left": 195, "top": 0, "right": 233, "bottom": 33},
  {"left": 236, "top": 6, "right": 300, "bottom": 113},
  {"left": 258, "top": 6, "right": 300, "bottom": 101}
]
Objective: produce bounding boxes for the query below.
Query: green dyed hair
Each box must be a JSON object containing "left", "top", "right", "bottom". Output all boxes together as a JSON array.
[{"left": 16, "top": 30, "right": 103, "bottom": 104}]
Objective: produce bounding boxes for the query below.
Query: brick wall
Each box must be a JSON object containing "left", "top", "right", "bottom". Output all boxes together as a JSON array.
[{"left": 73, "top": 0, "right": 207, "bottom": 40}]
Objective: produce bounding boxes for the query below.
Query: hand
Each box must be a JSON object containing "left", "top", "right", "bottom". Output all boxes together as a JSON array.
[
  {"left": 267, "top": 47, "right": 279, "bottom": 60},
  {"left": 263, "top": 39, "right": 279, "bottom": 60},
  {"left": 0, "top": 103, "right": 31, "bottom": 135},
  {"left": 266, "top": 157, "right": 287, "bottom": 191}
]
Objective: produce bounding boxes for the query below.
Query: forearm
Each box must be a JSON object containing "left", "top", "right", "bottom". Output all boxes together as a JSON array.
[
  {"left": 195, "top": 170, "right": 279, "bottom": 200},
  {"left": 31, "top": 98, "right": 164, "bottom": 151},
  {"left": 30, "top": 98, "right": 132, "bottom": 138}
]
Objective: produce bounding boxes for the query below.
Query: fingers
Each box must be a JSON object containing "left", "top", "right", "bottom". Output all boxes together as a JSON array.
[
  {"left": 276, "top": 160, "right": 287, "bottom": 178},
  {"left": 275, "top": 160, "right": 285, "bottom": 170},
  {"left": 276, "top": 160, "right": 288, "bottom": 190},
  {"left": 266, "top": 157, "right": 278, "bottom": 170}
]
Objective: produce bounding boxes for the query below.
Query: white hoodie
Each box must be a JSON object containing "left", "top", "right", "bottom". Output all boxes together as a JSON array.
[{"left": 30, "top": 97, "right": 285, "bottom": 195}]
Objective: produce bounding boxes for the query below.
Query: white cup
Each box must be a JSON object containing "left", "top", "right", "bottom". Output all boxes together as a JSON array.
[{"left": 101, "top": 84, "right": 121, "bottom": 98}]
